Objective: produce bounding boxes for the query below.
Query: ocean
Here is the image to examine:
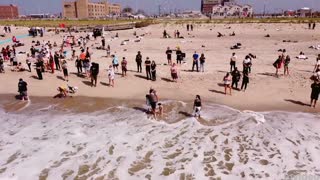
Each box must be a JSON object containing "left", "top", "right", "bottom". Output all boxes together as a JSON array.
[{"left": 0, "top": 98, "right": 319, "bottom": 180}]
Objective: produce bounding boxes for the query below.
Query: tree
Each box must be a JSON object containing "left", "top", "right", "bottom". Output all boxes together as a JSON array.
[{"left": 122, "top": 6, "right": 133, "bottom": 14}]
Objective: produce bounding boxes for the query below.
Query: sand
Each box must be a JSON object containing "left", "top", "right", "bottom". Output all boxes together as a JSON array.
[{"left": 0, "top": 23, "right": 319, "bottom": 113}]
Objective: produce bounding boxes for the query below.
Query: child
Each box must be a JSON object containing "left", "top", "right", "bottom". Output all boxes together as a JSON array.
[{"left": 157, "top": 103, "right": 163, "bottom": 117}]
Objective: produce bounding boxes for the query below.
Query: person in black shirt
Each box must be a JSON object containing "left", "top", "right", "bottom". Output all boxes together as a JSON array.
[
  {"left": 193, "top": 95, "right": 202, "bottom": 118},
  {"left": 136, "top": 51, "right": 142, "bottom": 73},
  {"left": 54, "top": 52, "right": 60, "bottom": 70},
  {"left": 176, "top": 48, "right": 182, "bottom": 64},
  {"left": 90, "top": 62, "right": 99, "bottom": 87},
  {"left": 151, "top": 61, "right": 157, "bottom": 81},
  {"left": 145, "top": 57, "right": 152, "bottom": 80},
  {"left": 241, "top": 70, "right": 249, "bottom": 91},
  {"left": 166, "top": 47, "right": 172, "bottom": 65},
  {"left": 75, "top": 56, "right": 82, "bottom": 74},
  {"left": 35, "top": 60, "right": 43, "bottom": 80},
  {"left": 18, "top": 78, "right": 28, "bottom": 100},
  {"left": 310, "top": 82, "right": 320, "bottom": 108},
  {"left": 231, "top": 67, "right": 241, "bottom": 90},
  {"left": 30, "top": 46, "right": 36, "bottom": 58},
  {"left": 101, "top": 37, "right": 105, "bottom": 49}
]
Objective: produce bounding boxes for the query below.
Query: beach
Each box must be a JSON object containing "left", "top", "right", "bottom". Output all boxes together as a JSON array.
[{"left": 0, "top": 22, "right": 320, "bottom": 179}]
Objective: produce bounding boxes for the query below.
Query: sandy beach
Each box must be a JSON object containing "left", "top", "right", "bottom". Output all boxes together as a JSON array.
[{"left": 0, "top": 23, "right": 320, "bottom": 112}]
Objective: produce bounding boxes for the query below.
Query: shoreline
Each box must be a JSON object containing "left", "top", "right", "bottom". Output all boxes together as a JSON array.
[{"left": 1, "top": 94, "right": 319, "bottom": 114}]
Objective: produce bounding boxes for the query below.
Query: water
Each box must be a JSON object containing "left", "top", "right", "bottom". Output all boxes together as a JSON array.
[
  {"left": 0, "top": 34, "right": 29, "bottom": 45},
  {"left": 0, "top": 101, "right": 319, "bottom": 180}
]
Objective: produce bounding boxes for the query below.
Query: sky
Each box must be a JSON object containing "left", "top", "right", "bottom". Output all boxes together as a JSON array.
[{"left": 1, "top": 0, "right": 320, "bottom": 15}]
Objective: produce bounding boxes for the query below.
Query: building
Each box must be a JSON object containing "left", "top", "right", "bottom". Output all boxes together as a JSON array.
[
  {"left": 296, "top": 7, "right": 312, "bottom": 17},
  {"left": 0, "top": 4, "right": 19, "bottom": 19},
  {"left": 63, "top": 0, "right": 121, "bottom": 19},
  {"left": 201, "top": 0, "right": 235, "bottom": 15},
  {"left": 211, "top": 3, "right": 253, "bottom": 17}
]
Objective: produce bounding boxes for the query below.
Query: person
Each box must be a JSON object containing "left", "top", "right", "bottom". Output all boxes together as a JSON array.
[
  {"left": 176, "top": 30, "right": 180, "bottom": 38},
  {"left": 106, "top": 45, "right": 111, "bottom": 57},
  {"left": 223, "top": 73, "right": 232, "bottom": 95},
  {"left": 230, "top": 52, "right": 237, "bottom": 72},
  {"left": 121, "top": 57, "right": 127, "bottom": 77},
  {"left": 149, "top": 88, "right": 159, "bottom": 119},
  {"left": 136, "top": 51, "right": 142, "bottom": 73},
  {"left": 55, "top": 86, "right": 68, "bottom": 98},
  {"left": 187, "top": 24, "right": 190, "bottom": 31},
  {"left": 191, "top": 24, "right": 193, "bottom": 31},
  {"left": 192, "top": 51, "right": 199, "bottom": 72},
  {"left": 314, "top": 54, "right": 320, "bottom": 73},
  {"left": 0, "top": 56, "right": 4, "bottom": 73},
  {"left": 108, "top": 65, "right": 115, "bottom": 87},
  {"left": 75, "top": 56, "right": 82, "bottom": 74},
  {"left": 241, "top": 70, "right": 249, "bottom": 92},
  {"left": 171, "top": 63, "right": 179, "bottom": 82},
  {"left": 313, "top": 22, "right": 316, "bottom": 30},
  {"left": 54, "top": 52, "right": 60, "bottom": 70},
  {"left": 145, "top": 57, "right": 152, "bottom": 80},
  {"left": 30, "top": 46, "right": 36, "bottom": 58},
  {"left": 200, "top": 53, "right": 206, "bottom": 72},
  {"left": 176, "top": 47, "right": 183, "bottom": 65},
  {"left": 309, "top": 22, "right": 311, "bottom": 29},
  {"left": 26, "top": 54, "right": 32, "bottom": 72},
  {"left": 18, "top": 78, "right": 28, "bottom": 101},
  {"left": 49, "top": 53, "right": 54, "bottom": 74},
  {"left": 101, "top": 37, "right": 105, "bottom": 49},
  {"left": 284, "top": 55, "right": 291, "bottom": 76},
  {"left": 243, "top": 55, "right": 252, "bottom": 73},
  {"left": 61, "top": 60, "right": 68, "bottom": 81},
  {"left": 71, "top": 47, "right": 76, "bottom": 59},
  {"left": 193, "top": 95, "right": 202, "bottom": 118},
  {"left": 157, "top": 103, "right": 163, "bottom": 117},
  {"left": 163, "top": 30, "right": 167, "bottom": 38},
  {"left": 273, "top": 55, "right": 283, "bottom": 77},
  {"left": 85, "top": 47, "right": 91, "bottom": 61},
  {"left": 310, "top": 81, "right": 320, "bottom": 108},
  {"left": 151, "top": 61, "right": 157, "bottom": 81},
  {"left": 35, "top": 59, "right": 43, "bottom": 80},
  {"left": 90, "top": 62, "right": 99, "bottom": 87},
  {"left": 231, "top": 67, "right": 241, "bottom": 90},
  {"left": 166, "top": 47, "right": 172, "bottom": 65},
  {"left": 111, "top": 54, "right": 119, "bottom": 72}
]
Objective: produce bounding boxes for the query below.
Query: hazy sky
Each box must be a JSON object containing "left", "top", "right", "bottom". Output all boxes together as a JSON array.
[{"left": 1, "top": 0, "right": 319, "bottom": 15}]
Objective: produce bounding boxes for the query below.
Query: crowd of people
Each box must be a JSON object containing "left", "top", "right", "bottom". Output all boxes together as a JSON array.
[{"left": 0, "top": 23, "right": 319, "bottom": 120}]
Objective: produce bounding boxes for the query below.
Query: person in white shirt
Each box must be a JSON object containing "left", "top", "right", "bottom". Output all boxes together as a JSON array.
[
  {"left": 108, "top": 65, "right": 115, "bottom": 87},
  {"left": 230, "top": 52, "right": 237, "bottom": 72}
]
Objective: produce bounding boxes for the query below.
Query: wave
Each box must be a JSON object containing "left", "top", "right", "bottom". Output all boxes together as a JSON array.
[{"left": 0, "top": 102, "right": 319, "bottom": 180}]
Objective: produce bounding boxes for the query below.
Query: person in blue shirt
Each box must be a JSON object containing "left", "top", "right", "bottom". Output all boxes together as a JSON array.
[
  {"left": 192, "top": 51, "right": 199, "bottom": 72},
  {"left": 112, "top": 55, "right": 119, "bottom": 72}
]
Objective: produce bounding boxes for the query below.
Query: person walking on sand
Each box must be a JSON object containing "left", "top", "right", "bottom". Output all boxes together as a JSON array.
[
  {"left": 284, "top": 55, "right": 291, "bottom": 76},
  {"left": 192, "top": 51, "right": 199, "bottom": 72},
  {"left": 26, "top": 54, "right": 32, "bottom": 72},
  {"left": 310, "top": 81, "right": 320, "bottom": 108},
  {"left": 151, "top": 61, "right": 157, "bottom": 81},
  {"left": 193, "top": 95, "right": 202, "bottom": 118},
  {"left": 223, "top": 73, "right": 232, "bottom": 95},
  {"left": 136, "top": 51, "right": 142, "bottom": 73},
  {"left": 61, "top": 60, "right": 69, "bottom": 82},
  {"left": 121, "top": 57, "right": 127, "bottom": 77},
  {"left": 231, "top": 67, "right": 241, "bottom": 90},
  {"left": 18, "top": 78, "right": 28, "bottom": 101},
  {"left": 241, "top": 70, "right": 249, "bottom": 92},
  {"left": 111, "top": 54, "right": 119, "bottom": 72},
  {"left": 171, "top": 63, "right": 179, "bottom": 82},
  {"left": 230, "top": 52, "right": 237, "bottom": 72},
  {"left": 200, "top": 53, "right": 206, "bottom": 72},
  {"left": 166, "top": 47, "right": 172, "bottom": 65},
  {"left": 145, "top": 57, "right": 152, "bottom": 80},
  {"left": 108, "top": 65, "right": 115, "bottom": 87},
  {"left": 90, "top": 62, "right": 99, "bottom": 87}
]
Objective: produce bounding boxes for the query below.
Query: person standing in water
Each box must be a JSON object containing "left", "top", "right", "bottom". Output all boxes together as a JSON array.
[
  {"left": 149, "top": 88, "right": 159, "bottom": 119},
  {"left": 193, "top": 95, "right": 202, "bottom": 118},
  {"left": 310, "top": 81, "right": 320, "bottom": 108},
  {"left": 18, "top": 78, "right": 28, "bottom": 101}
]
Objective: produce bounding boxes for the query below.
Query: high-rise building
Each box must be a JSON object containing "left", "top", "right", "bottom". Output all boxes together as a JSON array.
[
  {"left": 201, "top": 0, "right": 235, "bottom": 14},
  {"left": 63, "top": 0, "right": 121, "bottom": 19},
  {"left": 0, "top": 4, "right": 19, "bottom": 19}
]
